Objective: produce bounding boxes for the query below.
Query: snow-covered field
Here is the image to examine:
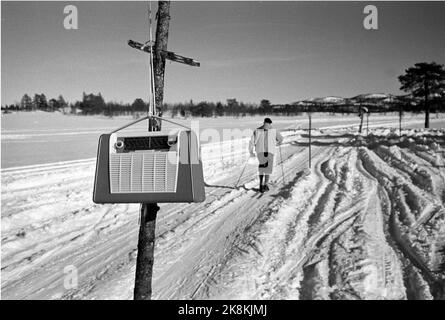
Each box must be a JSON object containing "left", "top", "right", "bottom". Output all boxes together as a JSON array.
[
  {"left": 1, "top": 112, "right": 445, "bottom": 299},
  {"left": 2, "top": 112, "right": 444, "bottom": 168}
]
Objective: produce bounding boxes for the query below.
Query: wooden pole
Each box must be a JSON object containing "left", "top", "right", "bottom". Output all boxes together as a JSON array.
[
  {"left": 134, "top": 0, "right": 170, "bottom": 300},
  {"left": 151, "top": 0, "right": 170, "bottom": 131},
  {"left": 399, "top": 104, "right": 403, "bottom": 137},
  {"left": 308, "top": 112, "right": 312, "bottom": 169},
  {"left": 366, "top": 112, "right": 369, "bottom": 136},
  {"left": 134, "top": 203, "right": 159, "bottom": 300}
]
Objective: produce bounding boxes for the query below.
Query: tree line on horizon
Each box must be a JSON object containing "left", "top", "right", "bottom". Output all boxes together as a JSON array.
[
  {"left": 2, "top": 62, "right": 445, "bottom": 127},
  {"left": 1, "top": 93, "right": 281, "bottom": 117},
  {"left": 3, "top": 91, "right": 444, "bottom": 119}
]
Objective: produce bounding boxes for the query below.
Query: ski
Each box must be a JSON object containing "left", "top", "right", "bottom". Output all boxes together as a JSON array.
[{"left": 128, "top": 40, "right": 200, "bottom": 67}]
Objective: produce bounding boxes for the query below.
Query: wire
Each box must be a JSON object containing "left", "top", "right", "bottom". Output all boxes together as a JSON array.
[
  {"left": 234, "top": 157, "right": 249, "bottom": 188},
  {"left": 151, "top": 115, "right": 191, "bottom": 130},
  {"left": 109, "top": 116, "right": 150, "bottom": 134},
  {"left": 147, "top": 1, "right": 156, "bottom": 118},
  {"left": 279, "top": 145, "right": 286, "bottom": 185},
  {"left": 109, "top": 115, "right": 190, "bottom": 134},
  {"left": 146, "top": 3, "right": 151, "bottom": 118}
]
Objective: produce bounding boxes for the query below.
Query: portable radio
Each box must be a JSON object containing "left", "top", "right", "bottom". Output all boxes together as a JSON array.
[{"left": 93, "top": 129, "right": 205, "bottom": 203}]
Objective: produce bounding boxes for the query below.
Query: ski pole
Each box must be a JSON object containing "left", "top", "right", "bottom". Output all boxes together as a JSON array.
[
  {"left": 279, "top": 144, "right": 286, "bottom": 185},
  {"left": 235, "top": 155, "right": 249, "bottom": 188}
]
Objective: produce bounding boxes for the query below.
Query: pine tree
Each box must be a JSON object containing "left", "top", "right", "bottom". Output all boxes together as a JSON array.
[
  {"left": 398, "top": 62, "right": 445, "bottom": 128},
  {"left": 20, "top": 94, "right": 33, "bottom": 111},
  {"left": 215, "top": 102, "right": 224, "bottom": 117}
]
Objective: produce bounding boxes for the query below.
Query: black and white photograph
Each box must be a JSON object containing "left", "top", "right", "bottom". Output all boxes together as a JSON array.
[{"left": 1, "top": 0, "right": 445, "bottom": 304}]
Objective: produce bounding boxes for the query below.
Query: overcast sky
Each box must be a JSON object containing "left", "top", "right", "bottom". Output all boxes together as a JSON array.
[{"left": 2, "top": 1, "right": 445, "bottom": 105}]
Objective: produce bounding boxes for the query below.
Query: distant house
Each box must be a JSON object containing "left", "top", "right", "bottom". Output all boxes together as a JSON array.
[
  {"left": 226, "top": 98, "right": 238, "bottom": 106},
  {"left": 272, "top": 104, "right": 286, "bottom": 111}
]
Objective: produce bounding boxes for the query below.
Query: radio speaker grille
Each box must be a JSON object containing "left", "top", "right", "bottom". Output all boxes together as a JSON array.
[{"left": 109, "top": 152, "right": 178, "bottom": 193}]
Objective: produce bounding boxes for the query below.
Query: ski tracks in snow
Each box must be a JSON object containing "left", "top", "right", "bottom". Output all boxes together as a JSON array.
[
  {"left": 1, "top": 129, "right": 444, "bottom": 299},
  {"left": 188, "top": 133, "right": 445, "bottom": 300}
]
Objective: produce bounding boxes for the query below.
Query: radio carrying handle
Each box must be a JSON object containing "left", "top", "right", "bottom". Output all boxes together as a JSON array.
[{"left": 109, "top": 115, "right": 191, "bottom": 134}]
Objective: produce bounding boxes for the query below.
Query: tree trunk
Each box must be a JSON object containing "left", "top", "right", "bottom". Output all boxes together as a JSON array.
[
  {"left": 425, "top": 104, "right": 430, "bottom": 129},
  {"left": 424, "top": 82, "right": 430, "bottom": 129}
]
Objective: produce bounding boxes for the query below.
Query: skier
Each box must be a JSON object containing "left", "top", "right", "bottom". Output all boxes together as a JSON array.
[{"left": 249, "top": 118, "right": 284, "bottom": 192}]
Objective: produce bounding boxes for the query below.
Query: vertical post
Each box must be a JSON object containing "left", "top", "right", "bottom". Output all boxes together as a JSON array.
[
  {"left": 358, "top": 107, "right": 364, "bottom": 134},
  {"left": 366, "top": 112, "right": 369, "bottom": 136},
  {"left": 134, "top": 203, "right": 160, "bottom": 300},
  {"left": 399, "top": 104, "right": 403, "bottom": 137},
  {"left": 152, "top": 1, "right": 170, "bottom": 130},
  {"left": 308, "top": 112, "right": 312, "bottom": 169},
  {"left": 134, "top": 0, "right": 170, "bottom": 300}
]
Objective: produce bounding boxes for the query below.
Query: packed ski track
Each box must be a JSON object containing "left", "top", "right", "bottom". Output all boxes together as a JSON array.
[{"left": 2, "top": 119, "right": 445, "bottom": 300}]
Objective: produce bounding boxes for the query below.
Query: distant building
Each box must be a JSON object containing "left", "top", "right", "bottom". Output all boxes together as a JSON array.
[{"left": 226, "top": 98, "right": 238, "bottom": 106}]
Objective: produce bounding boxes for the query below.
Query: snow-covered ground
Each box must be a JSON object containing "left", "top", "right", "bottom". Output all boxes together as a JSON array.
[
  {"left": 1, "top": 113, "right": 445, "bottom": 299},
  {"left": 2, "top": 111, "right": 444, "bottom": 168}
]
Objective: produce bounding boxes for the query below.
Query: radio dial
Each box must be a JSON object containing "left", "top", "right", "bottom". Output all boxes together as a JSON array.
[{"left": 115, "top": 140, "right": 124, "bottom": 150}]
